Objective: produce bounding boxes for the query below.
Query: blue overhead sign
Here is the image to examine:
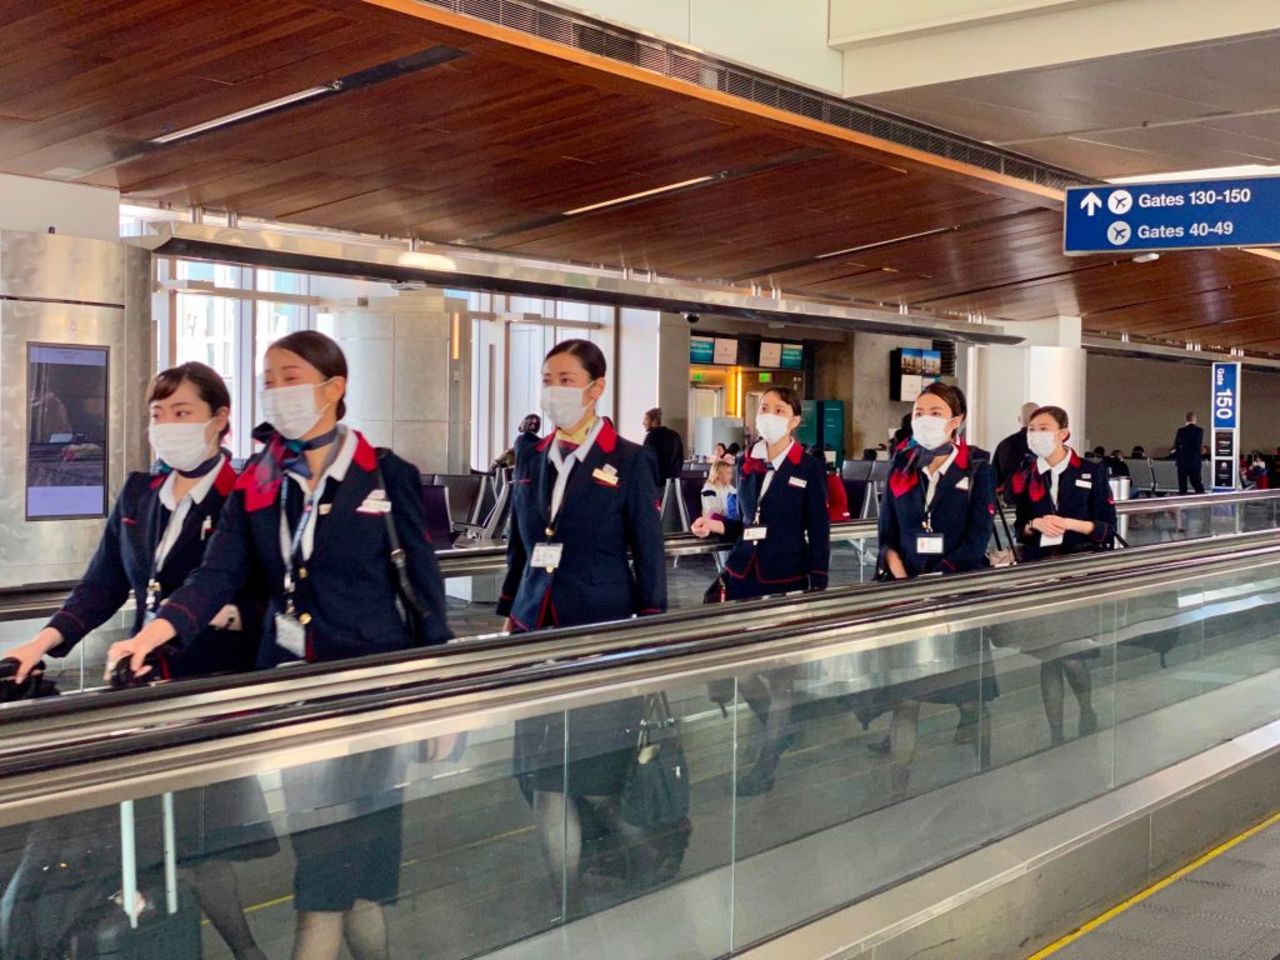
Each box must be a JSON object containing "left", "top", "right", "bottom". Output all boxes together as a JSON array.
[{"left": 1063, "top": 176, "right": 1280, "bottom": 255}]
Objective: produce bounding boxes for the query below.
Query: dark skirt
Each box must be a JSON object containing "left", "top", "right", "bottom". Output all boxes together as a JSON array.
[
  {"left": 291, "top": 804, "right": 403, "bottom": 912},
  {"left": 515, "top": 700, "right": 644, "bottom": 796},
  {"left": 174, "top": 777, "right": 279, "bottom": 864}
]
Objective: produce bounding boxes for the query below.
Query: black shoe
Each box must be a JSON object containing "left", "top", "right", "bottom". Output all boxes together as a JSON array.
[{"left": 737, "top": 733, "right": 797, "bottom": 796}]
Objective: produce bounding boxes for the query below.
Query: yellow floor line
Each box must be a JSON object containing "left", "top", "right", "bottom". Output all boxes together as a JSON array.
[{"left": 1027, "top": 808, "right": 1280, "bottom": 959}]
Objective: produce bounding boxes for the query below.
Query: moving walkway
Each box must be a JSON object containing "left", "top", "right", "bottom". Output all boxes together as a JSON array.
[{"left": 4, "top": 516, "right": 1280, "bottom": 958}]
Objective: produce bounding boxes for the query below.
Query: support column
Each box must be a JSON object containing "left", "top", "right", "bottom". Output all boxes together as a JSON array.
[{"left": 972, "top": 316, "right": 1086, "bottom": 452}]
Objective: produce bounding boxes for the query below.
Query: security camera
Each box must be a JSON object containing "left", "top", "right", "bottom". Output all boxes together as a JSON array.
[{"left": 685, "top": 312, "right": 700, "bottom": 325}]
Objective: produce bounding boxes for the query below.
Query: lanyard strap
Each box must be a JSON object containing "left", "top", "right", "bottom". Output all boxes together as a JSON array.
[
  {"left": 278, "top": 485, "right": 320, "bottom": 614},
  {"left": 754, "top": 465, "right": 776, "bottom": 525}
]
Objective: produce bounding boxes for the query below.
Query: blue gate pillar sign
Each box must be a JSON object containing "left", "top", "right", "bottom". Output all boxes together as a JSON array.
[
  {"left": 1064, "top": 176, "right": 1280, "bottom": 255},
  {"left": 1211, "top": 362, "right": 1241, "bottom": 492}
]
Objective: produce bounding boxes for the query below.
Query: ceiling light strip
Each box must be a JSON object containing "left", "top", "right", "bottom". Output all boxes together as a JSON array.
[
  {"left": 563, "top": 176, "right": 717, "bottom": 216},
  {"left": 150, "top": 85, "right": 339, "bottom": 145}
]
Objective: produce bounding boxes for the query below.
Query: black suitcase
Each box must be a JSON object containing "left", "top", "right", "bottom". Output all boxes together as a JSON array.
[
  {"left": 0, "top": 657, "right": 59, "bottom": 703},
  {"left": 71, "top": 796, "right": 202, "bottom": 959}
]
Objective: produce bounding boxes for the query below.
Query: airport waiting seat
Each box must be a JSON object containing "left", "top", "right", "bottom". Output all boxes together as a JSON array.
[
  {"left": 680, "top": 476, "right": 705, "bottom": 528},
  {"left": 1123, "top": 458, "right": 1155, "bottom": 495},
  {"left": 1150, "top": 459, "right": 1181, "bottom": 495},
  {"left": 842, "top": 460, "right": 873, "bottom": 482},
  {"left": 455, "top": 476, "right": 513, "bottom": 544},
  {"left": 421, "top": 484, "right": 457, "bottom": 546},
  {"left": 842, "top": 479, "right": 868, "bottom": 518},
  {"left": 470, "top": 470, "right": 497, "bottom": 527},
  {"left": 432, "top": 474, "right": 484, "bottom": 530}
]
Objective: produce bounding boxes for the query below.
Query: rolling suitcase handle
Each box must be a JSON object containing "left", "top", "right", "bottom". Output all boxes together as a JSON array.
[{"left": 0, "top": 656, "right": 55, "bottom": 703}]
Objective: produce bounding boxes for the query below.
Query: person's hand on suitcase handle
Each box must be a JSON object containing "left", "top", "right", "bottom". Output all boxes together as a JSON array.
[
  {"left": 0, "top": 655, "right": 47, "bottom": 697},
  {"left": 5, "top": 629, "right": 62, "bottom": 683},
  {"left": 105, "top": 619, "right": 176, "bottom": 682}
]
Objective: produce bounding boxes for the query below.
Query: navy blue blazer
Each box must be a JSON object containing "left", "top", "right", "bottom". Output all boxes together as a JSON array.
[
  {"left": 1011, "top": 450, "right": 1116, "bottom": 561},
  {"left": 878, "top": 443, "right": 996, "bottom": 577},
  {"left": 46, "top": 461, "right": 262, "bottom": 678},
  {"left": 720, "top": 442, "right": 830, "bottom": 593},
  {"left": 498, "top": 419, "right": 667, "bottom": 631},
  {"left": 158, "top": 431, "right": 451, "bottom": 667}
]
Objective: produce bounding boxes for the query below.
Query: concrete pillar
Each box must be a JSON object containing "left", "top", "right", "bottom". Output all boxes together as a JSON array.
[
  {"left": 317, "top": 289, "right": 471, "bottom": 474},
  {"left": 972, "top": 316, "right": 1086, "bottom": 453},
  {"left": 657, "top": 312, "right": 691, "bottom": 447}
]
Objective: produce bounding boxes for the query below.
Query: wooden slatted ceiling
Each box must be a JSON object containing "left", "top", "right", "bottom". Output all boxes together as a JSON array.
[{"left": 2, "top": 0, "right": 1280, "bottom": 350}]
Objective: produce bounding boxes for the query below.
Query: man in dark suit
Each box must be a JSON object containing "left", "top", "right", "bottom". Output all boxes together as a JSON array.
[
  {"left": 643, "top": 407, "right": 685, "bottom": 483},
  {"left": 1172, "top": 412, "right": 1205, "bottom": 494},
  {"left": 993, "top": 401, "right": 1039, "bottom": 497}
]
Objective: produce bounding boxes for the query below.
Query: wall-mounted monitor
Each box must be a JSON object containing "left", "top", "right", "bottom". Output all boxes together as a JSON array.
[
  {"left": 758, "top": 341, "right": 782, "bottom": 368},
  {"left": 26, "top": 343, "right": 109, "bottom": 520},
  {"left": 779, "top": 344, "right": 804, "bottom": 370},
  {"left": 690, "top": 336, "right": 715, "bottom": 364},
  {"left": 712, "top": 338, "right": 738, "bottom": 365},
  {"left": 889, "top": 347, "right": 942, "bottom": 401}
]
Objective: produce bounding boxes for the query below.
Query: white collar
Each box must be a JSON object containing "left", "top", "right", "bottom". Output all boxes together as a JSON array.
[
  {"left": 548, "top": 417, "right": 604, "bottom": 469},
  {"left": 285, "top": 425, "right": 357, "bottom": 486},
  {"left": 921, "top": 446, "right": 959, "bottom": 479},
  {"left": 1037, "top": 452, "right": 1072, "bottom": 477},
  {"left": 750, "top": 438, "right": 794, "bottom": 471},
  {"left": 158, "top": 454, "right": 224, "bottom": 511}
]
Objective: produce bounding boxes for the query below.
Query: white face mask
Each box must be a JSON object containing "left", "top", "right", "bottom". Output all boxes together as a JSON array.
[
  {"left": 262, "top": 382, "right": 330, "bottom": 440},
  {"left": 911, "top": 415, "right": 951, "bottom": 451},
  {"left": 149, "top": 421, "right": 216, "bottom": 472},
  {"left": 755, "top": 413, "right": 792, "bottom": 445},
  {"left": 541, "top": 383, "right": 593, "bottom": 431},
  {"left": 1027, "top": 430, "right": 1060, "bottom": 459}
]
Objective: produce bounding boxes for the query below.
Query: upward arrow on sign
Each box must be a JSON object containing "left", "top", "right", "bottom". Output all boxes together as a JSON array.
[{"left": 1080, "top": 192, "right": 1103, "bottom": 217}]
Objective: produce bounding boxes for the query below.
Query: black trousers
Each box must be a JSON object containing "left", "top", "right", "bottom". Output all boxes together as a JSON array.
[{"left": 1177, "top": 463, "right": 1205, "bottom": 494}]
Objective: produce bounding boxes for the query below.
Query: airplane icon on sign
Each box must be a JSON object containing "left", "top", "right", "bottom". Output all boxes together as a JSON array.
[{"left": 1108, "top": 221, "right": 1132, "bottom": 246}]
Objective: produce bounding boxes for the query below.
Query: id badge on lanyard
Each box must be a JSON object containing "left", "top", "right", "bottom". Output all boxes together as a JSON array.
[{"left": 919, "top": 484, "right": 945, "bottom": 556}]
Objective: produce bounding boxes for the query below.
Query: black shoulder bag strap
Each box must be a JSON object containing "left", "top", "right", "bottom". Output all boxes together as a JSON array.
[{"left": 375, "top": 452, "right": 430, "bottom": 641}]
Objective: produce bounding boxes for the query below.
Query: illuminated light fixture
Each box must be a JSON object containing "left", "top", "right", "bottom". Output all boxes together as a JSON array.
[
  {"left": 1132, "top": 252, "right": 1161, "bottom": 264},
  {"left": 562, "top": 176, "right": 717, "bottom": 216},
  {"left": 150, "top": 83, "right": 341, "bottom": 144}
]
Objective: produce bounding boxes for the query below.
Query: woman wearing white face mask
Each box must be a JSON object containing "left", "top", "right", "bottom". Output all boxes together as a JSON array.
[
  {"left": 691, "top": 387, "right": 831, "bottom": 795},
  {"left": 2, "top": 362, "right": 276, "bottom": 960},
  {"left": 873, "top": 382, "right": 998, "bottom": 799},
  {"left": 1010, "top": 405, "right": 1116, "bottom": 745},
  {"left": 108, "top": 331, "right": 451, "bottom": 960},
  {"left": 499, "top": 339, "right": 667, "bottom": 915}
]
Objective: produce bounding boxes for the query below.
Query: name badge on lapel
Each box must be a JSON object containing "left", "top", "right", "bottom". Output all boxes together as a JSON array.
[
  {"left": 531, "top": 543, "right": 564, "bottom": 572},
  {"left": 956, "top": 477, "right": 971, "bottom": 491},
  {"left": 1075, "top": 479, "right": 1093, "bottom": 489},
  {"left": 744, "top": 526, "right": 768, "bottom": 542},
  {"left": 357, "top": 495, "right": 392, "bottom": 515},
  {"left": 787, "top": 477, "right": 807, "bottom": 489},
  {"left": 917, "top": 535, "right": 945, "bottom": 555},
  {"left": 200, "top": 516, "right": 213, "bottom": 540},
  {"left": 592, "top": 468, "right": 619, "bottom": 486}
]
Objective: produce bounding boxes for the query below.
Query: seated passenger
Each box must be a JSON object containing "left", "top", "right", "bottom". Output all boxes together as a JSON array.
[
  {"left": 1010, "top": 405, "right": 1116, "bottom": 745},
  {"left": 700, "top": 459, "right": 737, "bottom": 519},
  {"left": 1105, "top": 450, "right": 1130, "bottom": 478},
  {"left": 874, "top": 383, "right": 997, "bottom": 798},
  {"left": 109, "top": 331, "right": 452, "bottom": 960},
  {"left": 691, "top": 388, "right": 830, "bottom": 795},
  {"left": 3, "top": 362, "right": 271, "bottom": 960},
  {"left": 810, "top": 444, "right": 850, "bottom": 521}
]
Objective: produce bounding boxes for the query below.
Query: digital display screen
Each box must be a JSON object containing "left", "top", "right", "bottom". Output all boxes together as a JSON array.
[
  {"left": 758, "top": 342, "right": 782, "bottom": 367},
  {"left": 690, "top": 336, "right": 715, "bottom": 364},
  {"left": 26, "top": 343, "right": 109, "bottom": 520},
  {"left": 780, "top": 344, "right": 804, "bottom": 370},
  {"left": 713, "top": 338, "right": 738, "bottom": 365},
  {"left": 890, "top": 348, "right": 942, "bottom": 400}
]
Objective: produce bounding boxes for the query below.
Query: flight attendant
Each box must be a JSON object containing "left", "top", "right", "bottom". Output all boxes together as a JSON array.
[
  {"left": 691, "top": 387, "right": 830, "bottom": 795},
  {"left": 498, "top": 338, "right": 666, "bottom": 913},
  {"left": 3, "top": 362, "right": 270, "bottom": 960},
  {"left": 876, "top": 382, "right": 997, "bottom": 798},
  {"left": 1011, "top": 405, "right": 1116, "bottom": 744},
  {"left": 108, "top": 331, "right": 451, "bottom": 960}
]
